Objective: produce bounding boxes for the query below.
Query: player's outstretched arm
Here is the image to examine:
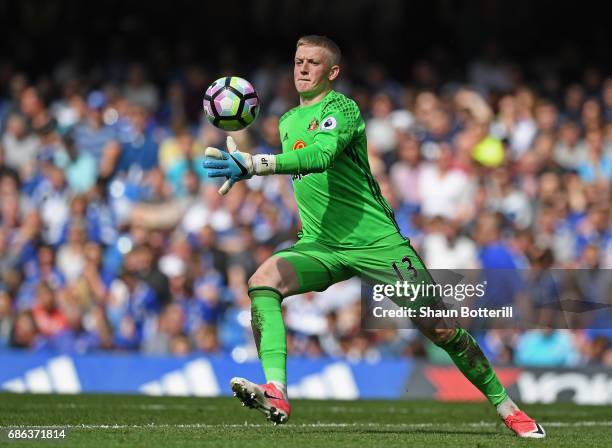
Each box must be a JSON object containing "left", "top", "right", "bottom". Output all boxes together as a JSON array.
[
  {"left": 204, "top": 136, "right": 275, "bottom": 195},
  {"left": 203, "top": 135, "right": 339, "bottom": 195},
  {"left": 204, "top": 136, "right": 342, "bottom": 195},
  {"left": 204, "top": 98, "right": 356, "bottom": 194}
]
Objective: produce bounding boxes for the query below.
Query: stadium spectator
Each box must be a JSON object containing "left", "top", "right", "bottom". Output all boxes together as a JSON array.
[
  {"left": 54, "top": 132, "right": 97, "bottom": 194},
  {"left": 123, "top": 63, "right": 160, "bottom": 113},
  {"left": 159, "top": 126, "right": 205, "bottom": 195},
  {"left": 389, "top": 132, "right": 422, "bottom": 207},
  {"left": 106, "top": 267, "right": 160, "bottom": 349},
  {"left": 30, "top": 282, "right": 67, "bottom": 338},
  {"left": 1, "top": 113, "right": 39, "bottom": 176},
  {"left": 9, "top": 311, "right": 39, "bottom": 349},
  {"left": 554, "top": 121, "right": 583, "bottom": 170},
  {"left": 56, "top": 220, "right": 87, "bottom": 283},
  {"left": 73, "top": 91, "right": 120, "bottom": 167},
  {"left": 423, "top": 217, "right": 480, "bottom": 269},
  {"left": 16, "top": 245, "right": 65, "bottom": 311},
  {"left": 42, "top": 305, "right": 100, "bottom": 354},
  {"left": 576, "top": 128, "right": 612, "bottom": 184},
  {"left": 515, "top": 329, "right": 580, "bottom": 367},
  {"left": 366, "top": 93, "right": 397, "bottom": 157},
  {"left": 0, "top": 287, "right": 12, "bottom": 347},
  {"left": 143, "top": 302, "right": 185, "bottom": 355},
  {"left": 31, "top": 164, "right": 71, "bottom": 246},
  {"left": 418, "top": 144, "right": 474, "bottom": 221}
]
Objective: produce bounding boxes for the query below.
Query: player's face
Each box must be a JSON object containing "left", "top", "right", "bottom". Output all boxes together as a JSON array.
[{"left": 294, "top": 45, "right": 338, "bottom": 98}]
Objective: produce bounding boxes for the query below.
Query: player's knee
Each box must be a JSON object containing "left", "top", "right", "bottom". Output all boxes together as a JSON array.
[
  {"left": 248, "top": 271, "right": 275, "bottom": 290},
  {"left": 426, "top": 327, "right": 456, "bottom": 345},
  {"left": 248, "top": 270, "right": 286, "bottom": 296},
  {"left": 248, "top": 257, "right": 298, "bottom": 298}
]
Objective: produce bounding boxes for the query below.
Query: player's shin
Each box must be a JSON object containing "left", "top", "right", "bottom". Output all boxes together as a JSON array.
[
  {"left": 435, "top": 327, "right": 508, "bottom": 406},
  {"left": 248, "top": 287, "right": 287, "bottom": 389}
]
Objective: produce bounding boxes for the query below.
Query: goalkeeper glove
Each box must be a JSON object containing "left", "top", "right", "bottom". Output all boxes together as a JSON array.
[{"left": 204, "top": 136, "right": 275, "bottom": 195}]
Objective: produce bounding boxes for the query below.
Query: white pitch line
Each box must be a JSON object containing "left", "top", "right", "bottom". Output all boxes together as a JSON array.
[
  {"left": 0, "top": 421, "right": 610, "bottom": 430},
  {"left": 48, "top": 403, "right": 218, "bottom": 411}
]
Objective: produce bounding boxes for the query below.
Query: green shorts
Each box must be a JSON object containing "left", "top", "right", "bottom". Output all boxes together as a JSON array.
[{"left": 274, "top": 233, "right": 439, "bottom": 308}]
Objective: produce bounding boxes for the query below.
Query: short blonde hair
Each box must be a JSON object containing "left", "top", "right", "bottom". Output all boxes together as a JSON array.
[{"left": 296, "top": 35, "right": 341, "bottom": 66}]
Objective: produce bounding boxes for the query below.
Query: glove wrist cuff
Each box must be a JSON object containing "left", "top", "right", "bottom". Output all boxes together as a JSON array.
[{"left": 252, "top": 154, "right": 276, "bottom": 176}]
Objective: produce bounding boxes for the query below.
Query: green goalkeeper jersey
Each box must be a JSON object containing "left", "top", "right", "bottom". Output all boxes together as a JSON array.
[{"left": 275, "top": 90, "right": 401, "bottom": 247}]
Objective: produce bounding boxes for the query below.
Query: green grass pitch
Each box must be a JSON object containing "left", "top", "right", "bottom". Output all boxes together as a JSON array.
[{"left": 1, "top": 393, "right": 610, "bottom": 447}]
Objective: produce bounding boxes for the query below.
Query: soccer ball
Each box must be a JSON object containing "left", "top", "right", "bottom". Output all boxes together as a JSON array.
[{"left": 203, "top": 76, "right": 260, "bottom": 131}]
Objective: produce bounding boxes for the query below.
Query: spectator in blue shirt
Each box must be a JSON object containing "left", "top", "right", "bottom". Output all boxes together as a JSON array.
[
  {"left": 0, "top": 287, "right": 12, "bottom": 348},
  {"left": 515, "top": 329, "right": 579, "bottom": 367},
  {"left": 106, "top": 268, "right": 160, "bottom": 349},
  {"left": 473, "top": 212, "right": 523, "bottom": 307},
  {"left": 42, "top": 305, "right": 101, "bottom": 354},
  {"left": 116, "top": 105, "right": 159, "bottom": 175},
  {"left": 54, "top": 131, "right": 97, "bottom": 194},
  {"left": 575, "top": 205, "right": 611, "bottom": 258},
  {"left": 577, "top": 128, "right": 612, "bottom": 184},
  {"left": 73, "top": 91, "right": 120, "bottom": 169},
  {"left": 16, "top": 245, "right": 66, "bottom": 311}
]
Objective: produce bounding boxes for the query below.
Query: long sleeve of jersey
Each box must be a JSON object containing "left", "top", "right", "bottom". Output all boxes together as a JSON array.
[{"left": 275, "top": 96, "right": 360, "bottom": 175}]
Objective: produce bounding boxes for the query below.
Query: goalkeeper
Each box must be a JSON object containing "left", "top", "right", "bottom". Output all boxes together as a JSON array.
[{"left": 203, "top": 35, "right": 545, "bottom": 438}]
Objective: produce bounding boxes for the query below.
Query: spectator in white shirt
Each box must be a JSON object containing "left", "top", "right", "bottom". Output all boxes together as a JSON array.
[
  {"left": 418, "top": 145, "right": 474, "bottom": 222},
  {"left": 423, "top": 217, "right": 480, "bottom": 269}
]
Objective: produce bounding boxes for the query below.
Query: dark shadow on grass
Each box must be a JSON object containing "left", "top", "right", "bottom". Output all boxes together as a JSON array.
[{"left": 342, "top": 429, "right": 499, "bottom": 436}]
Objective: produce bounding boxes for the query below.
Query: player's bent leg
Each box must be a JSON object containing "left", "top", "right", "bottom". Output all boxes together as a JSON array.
[
  {"left": 246, "top": 254, "right": 311, "bottom": 384},
  {"left": 350, "top": 235, "right": 545, "bottom": 439},
  {"left": 230, "top": 256, "right": 296, "bottom": 423},
  {"left": 246, "top": 253, "right": 334, "bottom": 387},
  {"left": 418, "top": 321, "right": 510, "bottom": 407},
  {"left": 232, "top": 247, "right": 343, "bottom": 424},
  {"left": 230, "top": 302, "right": 290, "bottom": 425},
  {"left": 414, "top": 311, "right": 545, "bottom": 438}
]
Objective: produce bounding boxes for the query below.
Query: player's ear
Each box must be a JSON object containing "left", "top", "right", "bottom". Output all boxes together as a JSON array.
[{"left": 328, "top": 64, "right": 340, "bottom": 82}]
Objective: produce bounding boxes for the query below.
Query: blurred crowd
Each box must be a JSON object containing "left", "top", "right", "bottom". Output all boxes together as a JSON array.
[{"left": 0, "top": 52, "right": 610, "bottom": 368}]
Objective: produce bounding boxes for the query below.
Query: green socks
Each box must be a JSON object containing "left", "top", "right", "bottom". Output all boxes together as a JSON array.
[
  {"left": 437, "top": 328, "right": 509, "bottom": 406},
  {"left": 249, "top": 287, "right": 287, "bottom": 385}
]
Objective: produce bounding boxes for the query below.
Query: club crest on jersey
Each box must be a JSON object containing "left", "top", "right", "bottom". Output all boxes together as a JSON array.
[
  {"left": 292, "top": 139, "right": 306, "bottom": 150},
  {"left": 320, "top": 117, "right": 337, "bottom": 131},
  {"left": 307, "top": 118, "right": 319, "bottom": 131}
]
